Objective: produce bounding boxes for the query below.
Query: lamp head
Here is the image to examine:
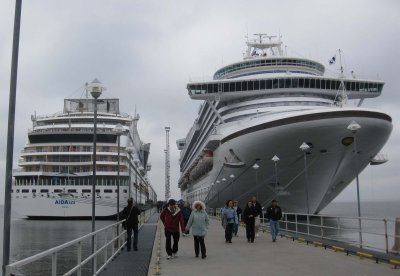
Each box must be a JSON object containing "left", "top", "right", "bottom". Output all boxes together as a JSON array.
[
  {"left": 87, "top": 78, "right": 105, "bottom": 99},
  {"left": 252, "top": 163, "right": 260, "bottom": 170},
  {"left": 271, "top": 155, "right": 280, "bottom": 162},
  {"left": 229, "top": 174, "right": 235, "bottom": 179},
  {"left": 347, "top": 121, "right": 361, "bottom": 132},
  {"left": 299, "top": 142, "right": 310, "bottom": 151}
]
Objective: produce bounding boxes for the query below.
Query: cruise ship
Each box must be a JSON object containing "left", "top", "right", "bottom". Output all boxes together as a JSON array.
[
  {"left": 177, "top": 35, "right": 392, "bottom": 213},
  {"left": 12, "top": 79, "right": 157, "bottom": 218}
]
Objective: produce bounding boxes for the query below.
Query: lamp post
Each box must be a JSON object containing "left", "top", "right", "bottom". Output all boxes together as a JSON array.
[
  {"left": 113, "top": 123, "right": 124, "bottom": 231},
  {"left": 252, "top": 162, "right": 260, "bottom": 198},
  {"left": 272, "top": 155, "right": 280, "bottom": 191},
  {"left": 127, "top": 148, "right": 133, "bottom": 198},
  {"left": 347, "top": 120, "right": 362, "bottom": 247},
  {"left": 299, "top": 142, "right": 310, "bottom": 214},
  {"left": 216, "top": 180, "right": 220, "bottom": 201},
  {"left": 88, "top": 78, "right": 104, "bottom": 274},
  {"left": 229, "top": 174, "right": 235, "bottom": 199}
]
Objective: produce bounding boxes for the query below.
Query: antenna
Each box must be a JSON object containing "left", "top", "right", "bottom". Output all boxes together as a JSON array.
[{"left": 164, "top": 127, "right": 171, "bottom": 200}]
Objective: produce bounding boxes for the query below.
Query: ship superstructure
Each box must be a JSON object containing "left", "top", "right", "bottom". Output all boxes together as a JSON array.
[
  {"left": 12, "top": 80, "right": 157, "bottom": 218},
  {"left": 177, "top": 35, "right": 392, "bottom": 213}
]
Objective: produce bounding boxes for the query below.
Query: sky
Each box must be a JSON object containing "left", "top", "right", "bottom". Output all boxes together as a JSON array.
[{"left": 0, "top": 0, "right": 399, "bottom": 206}]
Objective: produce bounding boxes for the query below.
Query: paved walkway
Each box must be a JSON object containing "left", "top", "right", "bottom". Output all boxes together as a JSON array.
[
  {"left": 101, "top": 212, "right": 159, "bottom": 276},
  {"left": 147, "top": 218, "right": 399, "bottom": 276}
]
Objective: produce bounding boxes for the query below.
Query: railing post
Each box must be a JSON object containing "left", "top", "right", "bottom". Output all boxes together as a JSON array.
[
  {"left": 111, "top": 225, "right": 115, "bottom": 256},
  {"left": 337, "top": 217, "right": 341, "bottom": 239},
  {"left": 77, "top": 241, "right": 82, "bottom": 276},
  {"left": 384, "top": 219, "right": 389, "bottom": 254},
  {"left": 320, "top": 216, "right": 324, "bottom": 239},
  {"left": 104, "top": 230, "right": 108, "bottom": 265},
  {"left": 295, "top": 214, "right": 298, "bottom": 234},
  {"left": 93, "top": 234, "right": 97, "bottom": 274},
  {"left": 307, "top": 215, "right": 310, "bottom": 236},
  {"left": 51, "top": 252, "right": 57, "bottom": 276},
  {"left": 285, "top": 214, "right": 288, "bottom": 232}
]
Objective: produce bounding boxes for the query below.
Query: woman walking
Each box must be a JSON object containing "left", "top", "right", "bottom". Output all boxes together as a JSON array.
[
  {"left": 185, "top": 201, "right": 209, "bottom": 259},
  {"left": 243, "top": 201, "right": 256, "bottom": 243},
  {"left": 221, "top": 200, "right": 238, "bottom": 243}
]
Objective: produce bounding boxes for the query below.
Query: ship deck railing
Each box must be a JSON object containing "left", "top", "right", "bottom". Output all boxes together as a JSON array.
[
  {"left": 5, "top": 207, "right": 156, "bottom": 276},
  {"left": 208, "top": 208, "right": 400, "bottom": 255}
]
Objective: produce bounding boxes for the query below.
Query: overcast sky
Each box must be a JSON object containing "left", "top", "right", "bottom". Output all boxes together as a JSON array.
[{"left": 0, "top": 0, "right": 399, "bottom": 206}]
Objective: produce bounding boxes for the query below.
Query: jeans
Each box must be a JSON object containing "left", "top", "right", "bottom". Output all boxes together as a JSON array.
[
  {"left": 225, "top": 223, "right": 234, "bottom": 242},
  {"left": 165, "top": 230, "right": 180, "bottom": 256},
  {"left": 246, "top": 221, "right": 255, "bottom": 242},
  {"left": 127, "top": 224, "right": 138, "bottom": 250},
  {"left": 193, "top": 236, "right": 206, "bottom": 257},
  {"left": 270, "top": 220, "right": 279, "bottom": 241}
]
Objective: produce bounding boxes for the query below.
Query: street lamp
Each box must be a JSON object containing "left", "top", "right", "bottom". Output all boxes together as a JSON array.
[
  {"left": 229, "top": 174, "right": 235, "bottom": 199},
  {"left": 347, "top": 120, "right": 362, "bottom": 247},
  {"left": 113, "top": 123, "right": 125, "bottom": 227},
  {"left": 252, "top": 162, "right": 260, "bottom": 198},
  {"left": 299, "top": 142, "right": 310, "bottom": 214},
  {"left": 87, "top": 78, "right": 105, "bottom": 274},
  {"left": 271, "top": 155, "right": 280, "bottom": 191}
]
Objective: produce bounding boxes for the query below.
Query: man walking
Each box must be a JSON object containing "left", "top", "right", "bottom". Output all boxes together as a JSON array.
[
  {"left": 160, "top": 199, "right": 185, "bottom": 259},
  {"left": 266, "top": 199, "right": 282, "bottom": 242},
  {"left": 121, "top": 198, "right": 141, "bottom": 251},
  {"left": 251, "top": 196, "right": 262, "bottom": 237}
]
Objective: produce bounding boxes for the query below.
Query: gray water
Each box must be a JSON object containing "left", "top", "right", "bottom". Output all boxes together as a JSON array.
[
  {"left": 1, "top": 201, "right": 399, "bottom": 275},
  {"left": 0, "top": 207, "right": 115, "bottom": 275}
]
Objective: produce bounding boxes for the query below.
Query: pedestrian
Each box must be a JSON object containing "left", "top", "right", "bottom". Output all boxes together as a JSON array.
[
  {"left": 182, "top": 202, "right": 192, "bottom": 236},
  {"left": 185, "top": 200, "right": 209, "bottom": 259},
  {"left": 266, "top": 199, "right": 282, "bottom": 242},
  {"left": 233, "top": 200, "right": 242, "bottom": 237},
  {"left": 250, "top": 196, "right": 262, "bottom": 237},
  {"left": 160, "top": 199, "right": 185, "bottom": 259},
  {"left": 120, "top": 198, "right": 141, "bottom": 251},
  {"left": 221, "top": 200, "right": 238, "bottom": 243},
  {"left": 243, "top": 201, "right": 256, "bottom": 243}
]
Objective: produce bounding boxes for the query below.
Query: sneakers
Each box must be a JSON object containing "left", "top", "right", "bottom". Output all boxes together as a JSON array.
[
  {"left": 167, "top": 255, "right": 172, "bottom": 260},
  {"left": 172, "top": 253, "right": 178, "bottom": 258},
  {"left": 201, "top": 255, "right": 207, "bottom": 259},
  {"left": 182, "top": 233, "right": 186, "bottom": 237}
]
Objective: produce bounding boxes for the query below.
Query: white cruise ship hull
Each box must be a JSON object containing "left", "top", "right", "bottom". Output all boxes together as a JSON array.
[
  {"left": 12, "top": 192, "right": 128, "bottom": 219},
  {"left": 184, "top": 108, "right": 392, "bottom": 213}
]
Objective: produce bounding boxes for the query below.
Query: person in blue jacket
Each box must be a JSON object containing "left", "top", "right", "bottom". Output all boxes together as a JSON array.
[
  {"left": 185, "top": 200, "right": 209, "bottom": 259},
  {"left": 221, "top": 200, "right": 238, "bottom": 243}
]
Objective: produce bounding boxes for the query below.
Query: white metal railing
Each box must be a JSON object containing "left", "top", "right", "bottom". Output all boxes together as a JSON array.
[
  {"left": 5, "top": 208, "right": 155, "bottom": 276},
  {"left": 207, "top": 208, "right": 399, "bottom": 254}
]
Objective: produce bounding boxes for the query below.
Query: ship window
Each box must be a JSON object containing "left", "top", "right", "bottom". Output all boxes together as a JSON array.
[
  {"left": 235, "top": 82, "right": 241, "bottom": 91},
  {"left": 22, "top": 189, "right": 29, "bottom": 193},
  {"left": 304, "top": 79, "right": 310, "bottom": 88},
  {"left": 123, "top": 189, "right": 127, "bottom": 193},
  {"left": 229, "top": 82, "right": 235, "bottom": 92},
  {"left": 299, "top": 78, "right": 304, "bottom": 88},
  {"left": 16, "top": 189, "right": 20, "bottom": 193},
  {"left": 54, "top": 189, "right": 63, "bottom": 193},
  {"left": 104, "top": 189, "right": 113, "bottom": 193},
  {"left": 378, "top": 83, "right": 383, "bottom": 92},
  {"left": 40, "top": 189, "right": 49, "bottom": 193},
  {"left": 32, "top": 189, "right": 36, "bottom": 193},
  {"left": 254, "top": 80, "right": 259, "bottom": 90},
  {"left": 96, "top": 189, "right": 101, "bottom": 193},
  {"left": 292, "top": 78, "right": 299, "bottom": 88},
  {"left": 351, "top": 82, "right": 356, "bottom": 91},
  {"left": 273, "top": 79, "right": 279, "bottom": 89},
  {"left": 316, "top": 79, "right": 321, "bottom": 89},
  {"left": 359, "top": 82, "right": 365, "bottom": 91},
  {"left": 325, "top": 80, "right": 330, "bottom": 89},
  {"left": 213, "top": 84, "right": 218, "bottom": 93},
  {"left": 260, "top": 80, "right": 266, "bottom": 89},
  {"left": 285, "top": 79, "right": 291, "bottom": 88},
  {"left": 207, "top": 84, "right": 213, "bottom": 93},
  {"left": 310, "top": 79, "right": 316, "bottom": 89},
  {"left": 355, "top": 82, "right": 359, "bottom": 91},
  {"left": 321, "top": 79, "right": 326, "bottom": 89},
  {"left": 242, "top": 81, "right": 248, "bottom": 91},
  {"left": 223, "top": 83, "right": 229, "bottom": 92},
  {"left": 266, "top": 80, "right": 272, "bottom": 89},
  {"left": 68, "top": 189, "right": 77, "bottom": 193},
  {"left": 82, "top": 189, "right": 91, "bottom": 193},
  {"left": 334, "top": 81, "right": 340, "bottom": 90},
  {"left": 345, "top": 82, "right": 351, "bottom": 91},
  {"left": 278, "top": 79, "right": 284, "bottom": 88},
  {"left": 248, "top": 81, "right": 254, "bottom": 90}
]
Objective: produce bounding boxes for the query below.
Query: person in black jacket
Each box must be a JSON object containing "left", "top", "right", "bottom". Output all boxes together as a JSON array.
[
  {"left": 266, "top": 199, "right": 282, "bottom": 242},
  {"left": 243, "top": 201, "right": 256, "bottom": 243},
  {"left": 121, "top": 198, "right": 141, "bottom": 251}
]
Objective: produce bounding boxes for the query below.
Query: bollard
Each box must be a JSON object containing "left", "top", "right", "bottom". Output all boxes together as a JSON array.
[{"left": 391, "top": 217, "right": 400, "bottom": 254}]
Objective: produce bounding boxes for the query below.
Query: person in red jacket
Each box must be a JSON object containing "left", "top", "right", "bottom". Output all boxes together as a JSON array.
[{"left": 160, "top": 199, "right": 185, "bottom": 259}]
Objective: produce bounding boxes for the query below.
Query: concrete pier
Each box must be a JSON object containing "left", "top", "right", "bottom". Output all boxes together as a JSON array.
[{"left": 147, "top": 218, "right": 399, "bottom": 276}]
